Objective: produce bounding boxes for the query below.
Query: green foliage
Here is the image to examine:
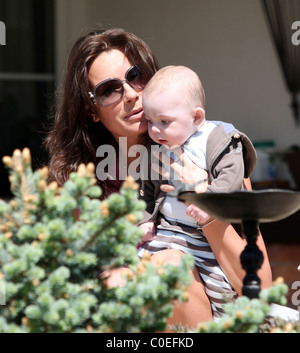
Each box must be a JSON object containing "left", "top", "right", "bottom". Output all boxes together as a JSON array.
[
  {"left": 95, "top": 255, "right": 193, "bottom": 333},
  {"left": 194, "top": 280, "right": 300, "bottom": 333},
  {"left": 1, "top": 148, "right": 298, "bottom": 334},
  {"left": 0, "top": 149, "right": 193, "bottom": 333}
]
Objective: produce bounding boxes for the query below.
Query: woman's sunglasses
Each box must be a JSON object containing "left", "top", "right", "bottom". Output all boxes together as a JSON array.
[{"left": 89, "top": 66, "right": 146, "bottom": 107}]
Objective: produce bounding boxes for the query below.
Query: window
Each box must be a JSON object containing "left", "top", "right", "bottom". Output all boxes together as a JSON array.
[
  {"left": 0, "top": 0, "right": 55, "bottom": 196},
  {"left": 262, "top": 0, "right": 300, "bottom": 125}
]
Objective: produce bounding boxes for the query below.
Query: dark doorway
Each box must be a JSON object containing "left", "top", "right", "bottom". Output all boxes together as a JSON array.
[{"left": 0, "top": 0, "right": 55, "bottom": 197}]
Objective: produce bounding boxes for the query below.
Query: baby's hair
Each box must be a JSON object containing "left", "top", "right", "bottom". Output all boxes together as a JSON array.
[{"left": 143, "top": 65, "right": 206, "bottom": 109}]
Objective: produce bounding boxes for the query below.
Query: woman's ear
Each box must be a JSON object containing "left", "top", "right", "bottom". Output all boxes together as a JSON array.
[
  {"left": 91, "top": 114, "right": 101, "bottom": 123},
  {"left": 194, "top": 107, "right": 205, "bottom": 126},
  {"left": 86, "top": 103, "right": 101, "bottom": 122}
]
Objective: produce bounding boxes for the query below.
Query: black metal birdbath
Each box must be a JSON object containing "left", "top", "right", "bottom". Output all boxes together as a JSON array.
[{"left": 178, "top": 189, "right": 300, "bottom": 299}]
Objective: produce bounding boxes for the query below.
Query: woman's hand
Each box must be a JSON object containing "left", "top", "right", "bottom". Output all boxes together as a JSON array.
[
  {"left": 152, "top": 147, "right": 209, "bottom": 193},
  {"left": 152, "top": 147, "right": 212, "bottom": 224}
]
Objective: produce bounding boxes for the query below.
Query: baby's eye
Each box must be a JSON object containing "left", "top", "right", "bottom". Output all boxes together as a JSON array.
[
  {"left": 144, "top": 116, "right": 153, "bottom": 124},
  {"left": 161, "top": 120, "right": 170, "bottom": 125}
]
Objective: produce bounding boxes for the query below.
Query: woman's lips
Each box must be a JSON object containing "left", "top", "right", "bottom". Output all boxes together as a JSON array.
[{"left": 126, "top": 109, "right": 144, "bottom": 121}]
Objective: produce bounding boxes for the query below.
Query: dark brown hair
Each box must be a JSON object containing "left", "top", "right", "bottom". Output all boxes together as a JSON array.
[{"left": 45, "top": 27, "right": 159, "bottom": 190}]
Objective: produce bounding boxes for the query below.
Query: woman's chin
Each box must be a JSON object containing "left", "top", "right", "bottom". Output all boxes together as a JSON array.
[{"left": 136, "top": 120, "right": 148, "bottom": 134}]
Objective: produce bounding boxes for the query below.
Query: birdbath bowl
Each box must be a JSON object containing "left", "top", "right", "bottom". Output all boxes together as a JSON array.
[{"left": 178, "top": 189, "right": 300, "bottom": 298}]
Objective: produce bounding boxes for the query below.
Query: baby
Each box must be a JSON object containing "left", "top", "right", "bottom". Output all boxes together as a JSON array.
[{"left": 138, "top": 65, "right": 257, "bottom": 319}]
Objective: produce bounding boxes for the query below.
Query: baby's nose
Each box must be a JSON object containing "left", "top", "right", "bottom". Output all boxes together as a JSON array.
[{"left": 151, "top": 125, "right": 161, "bottom": 134}]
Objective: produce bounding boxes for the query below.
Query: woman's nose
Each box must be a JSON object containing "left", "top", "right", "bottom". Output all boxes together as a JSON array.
[{"left": 123, "top": 83, "right": 139, "bottom": 103}]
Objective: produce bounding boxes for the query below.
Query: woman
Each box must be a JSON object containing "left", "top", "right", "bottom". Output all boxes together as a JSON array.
[
  {"left": 46, "top": 28, "right": 158, "bottom": 198},
  {"left": 45, "top": 27, "right": 272, "bottom": 328}
]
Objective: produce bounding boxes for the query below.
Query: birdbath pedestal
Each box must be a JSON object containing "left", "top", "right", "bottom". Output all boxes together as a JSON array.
[{"left": 178, "top": 189, "right": 300, "bottom": 299}]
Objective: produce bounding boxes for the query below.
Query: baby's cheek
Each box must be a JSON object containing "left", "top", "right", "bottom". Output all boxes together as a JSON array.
[{"left": 148, "top": 129, "right": 155, "bottom": 141}]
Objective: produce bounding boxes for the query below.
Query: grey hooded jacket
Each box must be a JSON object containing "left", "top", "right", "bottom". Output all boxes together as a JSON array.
[{"left": 139, "top": 121, "right": 257, "bottom": 223}]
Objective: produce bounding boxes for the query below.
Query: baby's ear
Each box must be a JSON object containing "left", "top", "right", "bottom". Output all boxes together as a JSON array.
[{"left": 194, "top": 107, "right": 206, "bottom": 126}]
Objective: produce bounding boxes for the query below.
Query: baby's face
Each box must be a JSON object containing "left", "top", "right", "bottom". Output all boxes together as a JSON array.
[{"left": 143, "top": 91, "right": 198, "bottom": 148}]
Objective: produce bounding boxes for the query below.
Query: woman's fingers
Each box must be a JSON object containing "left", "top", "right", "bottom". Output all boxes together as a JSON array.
[
  {"left": 152, "top": 161, "right": 171, "bottom": 180},
  {"left": 152, "top": 147, "right": 208, "bottom": 190},
  {"left": 152, "top": 147, "right": 189, "bottom": 179},
  {"left": 152, "top": 149, "right": 180, "bottom": 181},
  {"left": 166, "top": 147, "right": 185, "bottom": 179},
  {"left": 171, "top": 148, "right": 208, "bottom": 186},
  {"left": 172, "top": 146, "right": 192, "bottom": 165},
  {"left": 195, "top": 180, "right": 209, "bottom": 193},
  {"left": 153, "top": 149, "right": 174, "bottom": 166},
  {"left": 160, "top": 184, "right": 175, "bottom": 193}
]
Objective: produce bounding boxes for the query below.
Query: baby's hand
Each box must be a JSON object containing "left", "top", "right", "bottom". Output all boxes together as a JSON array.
[
  {"left": 139, "top": 222, "right": 156, "bottom": 244},
  {"left": 186, "top": 204, "right": 211, "bottom": 225}
]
